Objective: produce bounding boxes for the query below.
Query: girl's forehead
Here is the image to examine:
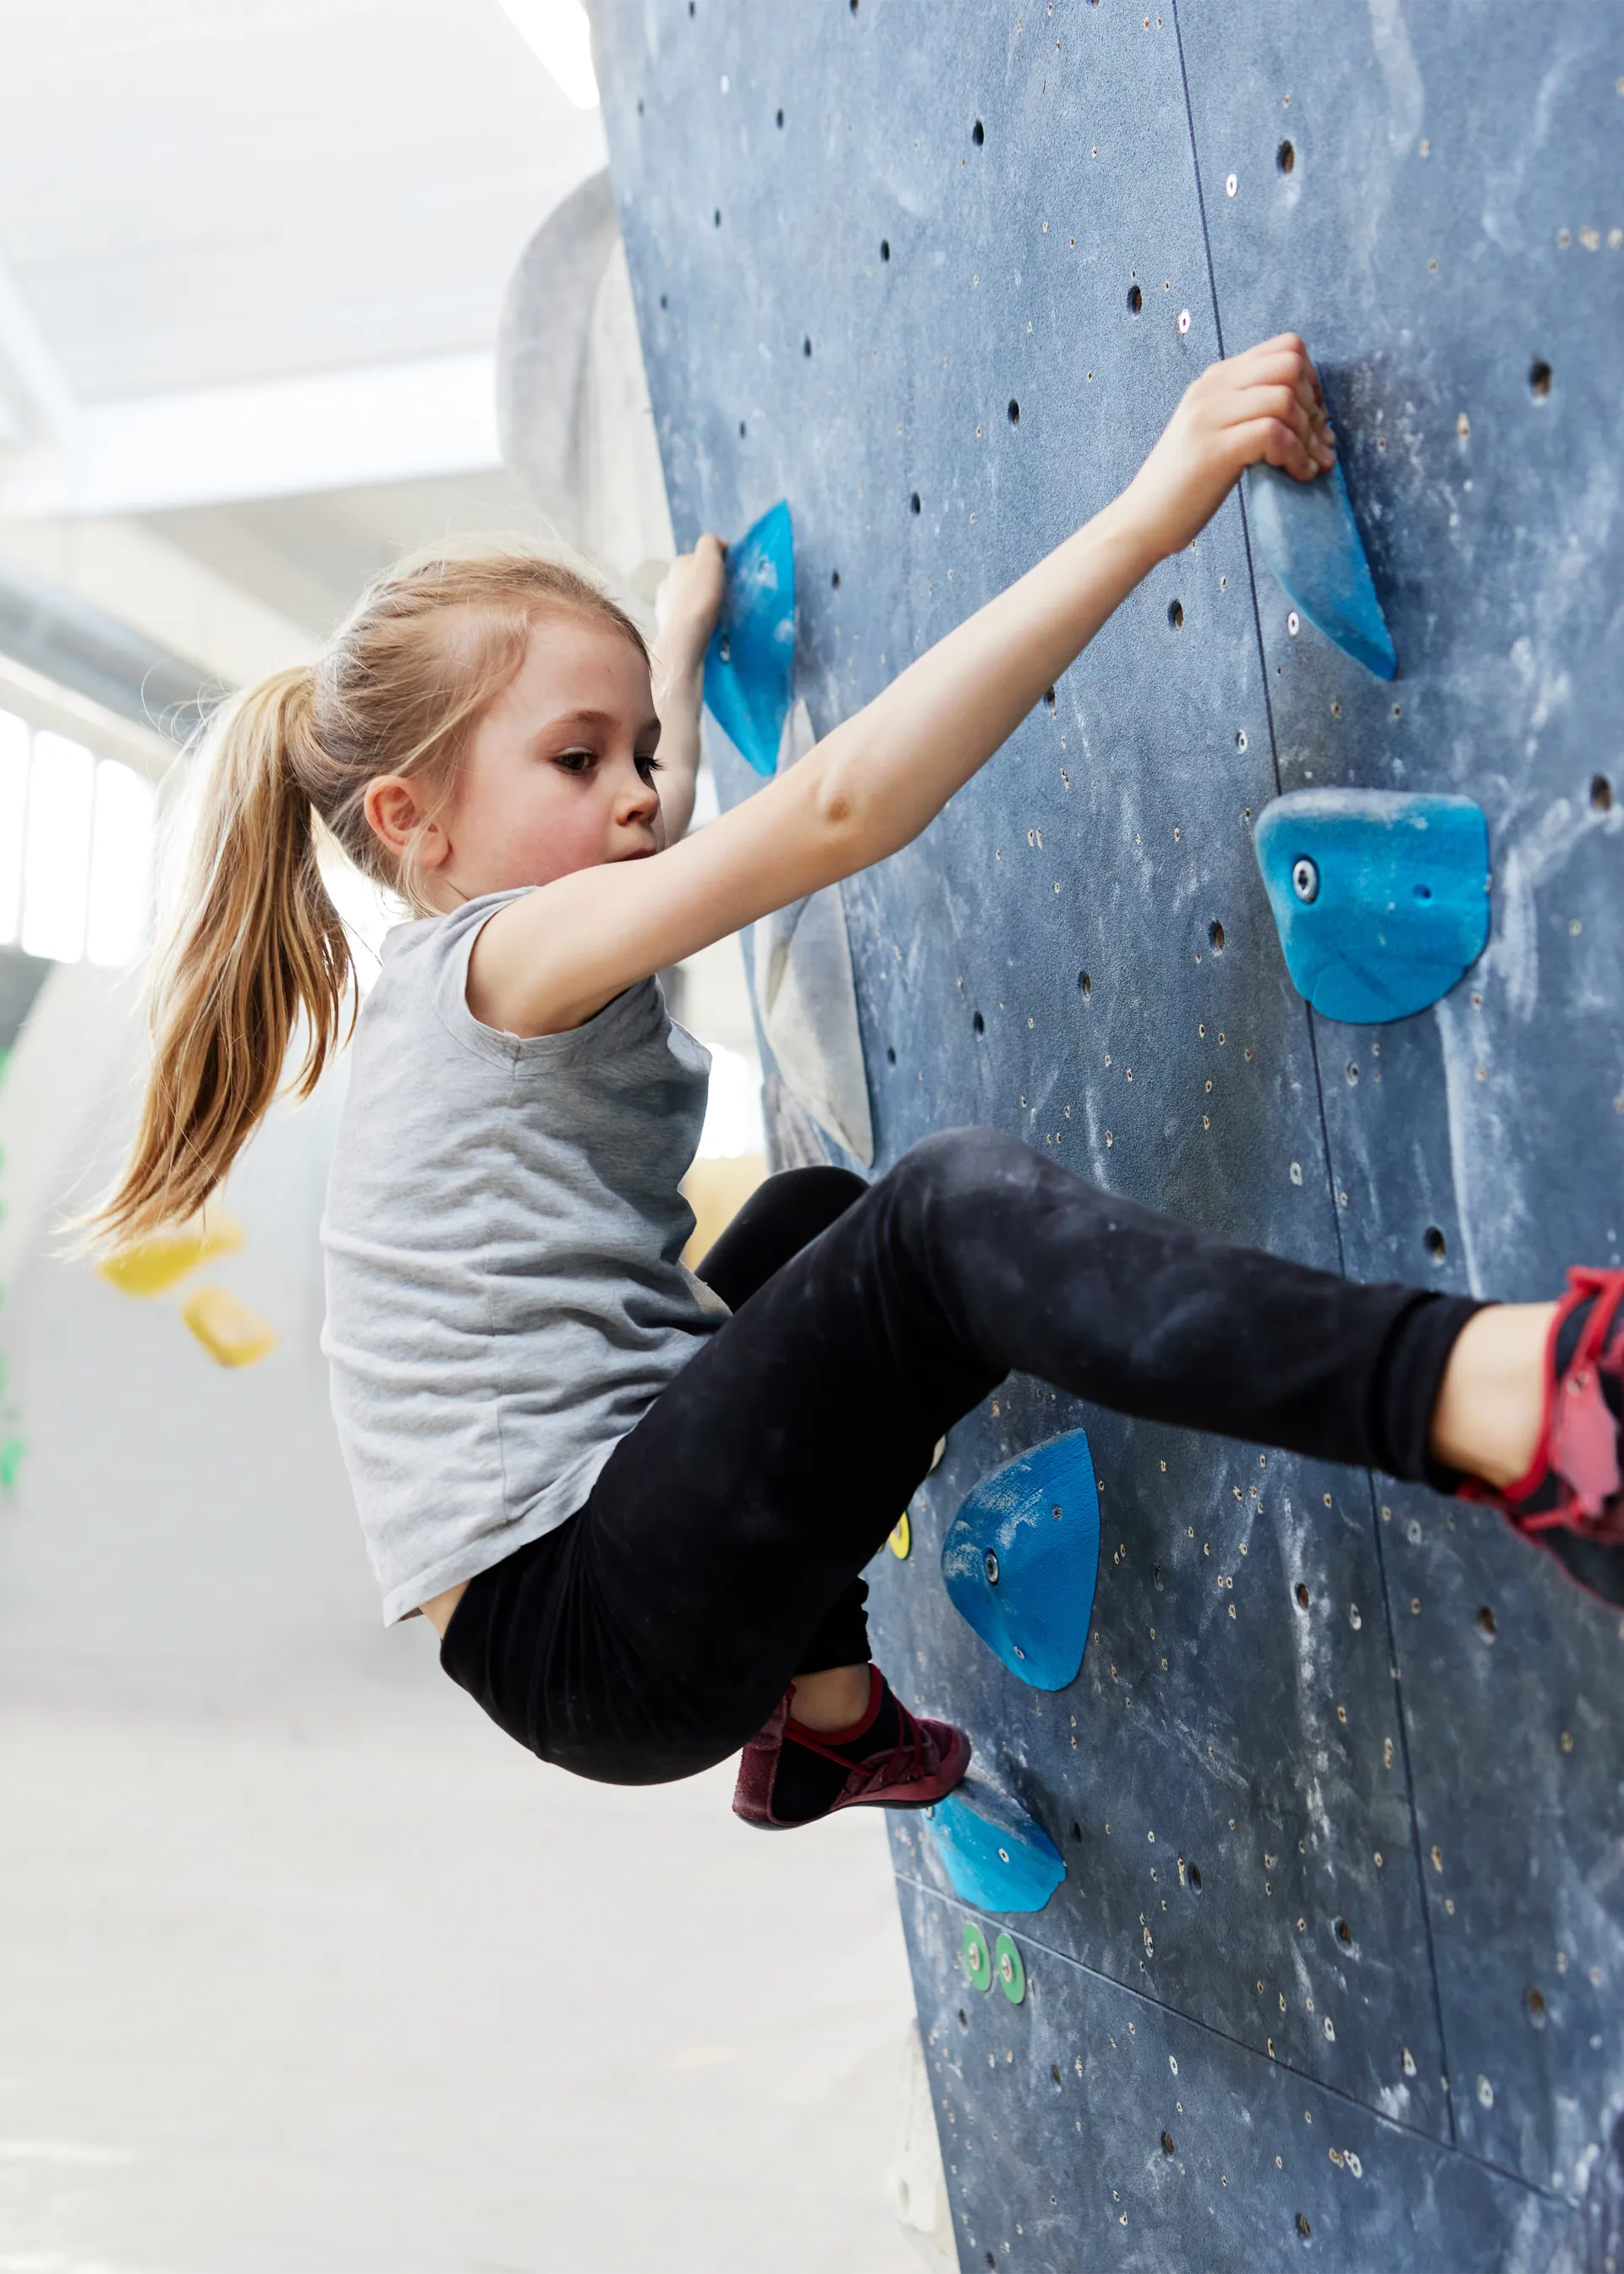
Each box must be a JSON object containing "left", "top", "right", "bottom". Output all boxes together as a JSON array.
[{"left": 514, "top": 612, "right": 650, "bottom": 695}]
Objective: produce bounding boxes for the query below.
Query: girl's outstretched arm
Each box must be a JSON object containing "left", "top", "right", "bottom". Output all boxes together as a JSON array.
[{"left": 479, "top": 335, "right": 1333, "bottom": 1036}]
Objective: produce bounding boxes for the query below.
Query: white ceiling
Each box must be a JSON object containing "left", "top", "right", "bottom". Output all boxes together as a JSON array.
[
  {"left": 0, "top": 0, "right": 611, "bottom": 644},
  {"left": 0, "top": 0, "right": 606, "bottom": 400}
]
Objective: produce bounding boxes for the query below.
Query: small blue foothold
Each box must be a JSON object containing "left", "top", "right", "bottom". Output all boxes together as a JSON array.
[
  {"left": 927, "top": 1778, "right": 1067, "bottom": 1914},
  {"left": 941, "top": 1428, "right": 1100, "bottom": 1690},
  {"left": 1247, "top": 452, "right": 1397, "bottom": 681},
  {"left": 1254, "top": 788, "right": 1491, "bottom": 1024},
  {"left": 703, "top": 500, "right": 795, "bottom": 776}
]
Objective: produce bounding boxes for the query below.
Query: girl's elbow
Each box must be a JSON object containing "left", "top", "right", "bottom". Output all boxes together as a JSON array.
[{"left": 809, "top": 750, "right": 882, "bottom": 863}]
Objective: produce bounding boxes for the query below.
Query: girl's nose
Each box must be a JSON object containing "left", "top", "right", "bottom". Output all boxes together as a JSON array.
[{"left": 618, "top": 767, "right": 661, "bottom": 826}]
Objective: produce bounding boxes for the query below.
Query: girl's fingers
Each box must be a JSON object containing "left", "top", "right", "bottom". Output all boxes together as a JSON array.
[
  {"left": 1221, "top": 338, "right": 1325, "bottom": 413},
  {"left": 1222, "top": 379, "right": 1335, "bottom": 469},
  {"left": 1226, "top": 411, "right": 1321, "bottom": 485},
  {"left": 1223, "top": 382, "right": 1312, "bottom": 437}
]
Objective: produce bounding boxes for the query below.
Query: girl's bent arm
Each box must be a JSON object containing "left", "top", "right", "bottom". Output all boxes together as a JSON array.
[
  {"left": 475, "top": 336, "right": 1332, "bottom": 1037},
  {"left": 648, "top": 536, "right": 726, "bottom": 843}
]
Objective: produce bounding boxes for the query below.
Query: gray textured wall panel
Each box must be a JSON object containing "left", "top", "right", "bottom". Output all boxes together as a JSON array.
[
  {"left": 590, "top": 0, "right": 1621, "bottom": 2258},
  {"left": 897, "top": 1878, "right": 1582, "bottom": 2271}
]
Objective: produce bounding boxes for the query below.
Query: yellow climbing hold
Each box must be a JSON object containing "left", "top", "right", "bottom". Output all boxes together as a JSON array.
[
  {"left": 100, "top": 1211, "right": 244, "bottom": 1298},
  {"left": 889, "top": 1513, "right": 912, "bottom": 1560},
  {"left": 181, "top": 1285, "right": 277, "bottom": 1368}
]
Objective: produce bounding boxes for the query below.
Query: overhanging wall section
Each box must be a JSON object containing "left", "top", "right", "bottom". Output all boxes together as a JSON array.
[{"left": 591, "top": 2, "right": 1621, "bottom": 2263}]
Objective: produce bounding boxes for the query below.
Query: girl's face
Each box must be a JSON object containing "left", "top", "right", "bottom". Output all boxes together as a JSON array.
[{"left": 377, "top": 612, "right": 664, "bottom": 908}]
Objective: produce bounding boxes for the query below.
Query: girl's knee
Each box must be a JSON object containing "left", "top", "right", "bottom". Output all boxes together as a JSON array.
[{"left": 894, "top": 1126, "right": 1053, "bottom": 1206}]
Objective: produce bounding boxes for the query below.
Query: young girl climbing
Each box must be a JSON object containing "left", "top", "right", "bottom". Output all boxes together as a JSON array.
[{"left": 102, "top": 335, "right": 1623, "bottom": 1828}]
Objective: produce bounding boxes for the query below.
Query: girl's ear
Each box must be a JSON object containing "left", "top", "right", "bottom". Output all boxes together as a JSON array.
[{"left": 363, "top": 776, "right": 451, "bottom": 872}]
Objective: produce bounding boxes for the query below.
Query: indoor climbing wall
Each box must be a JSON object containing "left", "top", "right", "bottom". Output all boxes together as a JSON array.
[{"left": 587, "top": 3, "right": 1624, "bottom": 2265}]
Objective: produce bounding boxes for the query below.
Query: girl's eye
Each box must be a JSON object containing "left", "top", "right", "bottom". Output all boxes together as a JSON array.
[
  {"left": 636, "top": 752, "right": 663, "bottom": 784},
  {"left": 556, "top": 749, "right": 595, "bottom": 774}
]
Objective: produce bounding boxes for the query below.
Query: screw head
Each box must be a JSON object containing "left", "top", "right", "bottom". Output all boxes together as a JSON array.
[
  {"left": 985, "top": 1547, "right": 1001, "bottom": 1585},
  {"left": 1292, "top": 857, "right": 1320, "bottom": 904}
]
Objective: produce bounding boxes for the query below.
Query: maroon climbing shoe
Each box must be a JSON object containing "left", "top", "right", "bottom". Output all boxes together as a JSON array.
[
  {"left": 732, "top": 1667, "right": 971, "bottom": 1830},
  {"left": 1460, "top": 1267, "right": 1624, "bottom": 1606}
]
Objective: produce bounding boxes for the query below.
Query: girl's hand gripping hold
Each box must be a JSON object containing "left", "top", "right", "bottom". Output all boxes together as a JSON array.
[
  {"left": 463, "top": 337, "right": 1334, "bottom": 1041},
  {"left": 1124, "top": 331, "right": 1336, "bottom": 560}
]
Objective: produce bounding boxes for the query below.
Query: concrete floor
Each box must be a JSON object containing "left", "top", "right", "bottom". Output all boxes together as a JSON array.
[{"left": 0, "top": 1662, "right": 930, "bottom": 2274}]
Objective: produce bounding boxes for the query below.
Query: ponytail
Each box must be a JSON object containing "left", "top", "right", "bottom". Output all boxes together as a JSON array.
[
  {"left": 96, "top": 668, "right": 353, "bottom": 1247},
  {"left": 94, "top": 541, "right": 647, "bottom": 1251}
]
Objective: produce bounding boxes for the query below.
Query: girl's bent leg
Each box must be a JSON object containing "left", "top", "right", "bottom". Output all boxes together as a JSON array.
[
  {"left": 447, "top": 1128, "right": 1489, "bottom": 1786},
  {"left": 691, "top": 1163, "right": 878, "bottom": 1717}
]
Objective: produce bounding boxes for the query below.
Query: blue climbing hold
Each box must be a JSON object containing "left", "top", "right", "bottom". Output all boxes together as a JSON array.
[
  {"left": 1247, "top": 450, "right": 1397, "bottom": 682},
  {"left": 941, "top": 1428, "right": 1100, "bottom": 1690},
  {"left": 926, "top": 1778, "right": 1067, "bottom": 1915},
  {"left": 1254, "top": 788, "right": 1491, "bottom": 1024},
  {"left": 703, "top": 499, "right": 795, "bottom": 776}
]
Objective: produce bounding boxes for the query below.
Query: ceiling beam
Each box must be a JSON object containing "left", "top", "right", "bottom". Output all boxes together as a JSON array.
[{"left": 0, "top": 351, "right": 502, "bottom": 519}]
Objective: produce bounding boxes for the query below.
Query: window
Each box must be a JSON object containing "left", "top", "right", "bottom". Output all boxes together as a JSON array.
[
  {"left": 0, "top": 712, "right": 25, "bottom": 944},
  {"left": 0, "top": 707, "right": 157, "bottom": 968}
]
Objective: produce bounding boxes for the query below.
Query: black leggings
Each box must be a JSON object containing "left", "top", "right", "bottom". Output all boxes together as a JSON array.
[{"left": 439, "top": 1129, "right": 1479, "bottom": 1785}]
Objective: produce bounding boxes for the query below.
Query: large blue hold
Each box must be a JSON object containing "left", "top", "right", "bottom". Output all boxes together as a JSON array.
[
  {"left": 702, "top": 499, "right": 795, "bottom": 777},
  {"left": 926, "top": 1779, "right": 1067, "bottom": 1915},
  {"left": 1254, "top": 788, "right": 1491, "bottom": 1024},
  {"left": 940, "top": 1428, "right": 1100, "bottom": 1690},
  {"left": 1246, "top": 453, "right": 1397, "bottom": 681}
]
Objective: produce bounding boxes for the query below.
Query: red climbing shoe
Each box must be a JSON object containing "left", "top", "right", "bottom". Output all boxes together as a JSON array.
[
  {"left": 1461, "top": 1267, "right": 1624, "bottom": 1606},
  {"left": 732, "top": 1667, "right": 971, "bottom": 1830}
]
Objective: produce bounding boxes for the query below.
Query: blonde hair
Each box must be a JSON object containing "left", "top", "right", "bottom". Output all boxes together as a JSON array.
[{"left": 97, "top": 548, "right": 647, "bottom": 1249}]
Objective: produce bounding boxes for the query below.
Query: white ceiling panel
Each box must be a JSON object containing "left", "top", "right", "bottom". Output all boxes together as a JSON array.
[{"left": 0, "top": 0, "right": 606, "bottom": 398}]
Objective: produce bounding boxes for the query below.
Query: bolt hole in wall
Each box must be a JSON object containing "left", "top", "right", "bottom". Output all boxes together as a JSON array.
[
  {"left": 1209, "top": 920, "right": 1225, "bottom": 953},
  {"left": 880, "top": 237, "right": 890, "bottom": 261},
  {"left": 1167, "top": 598, "right": 1183, "bottom": 628},
  {"left": 973, "top": 1009, "right": 985, "bottom": 1035},
  {"left": 1295, "top": 1581, "right": 1310, "bottom": 1609},
  {"left": 0, "top": 708, "right": 156, "bottom": 969},
  {"left": 1277, "top": 139, "right": 1296, "bottom": 173},
  {"left": 972, "top": 118, "right": 985, "bottom": 146},
  {"left": 1529, "top": 358, "right": 1553, "bottom": 398},
  {"left": 909, "top": 491, "right": 922, "bottom": 515},
  {"left": 1007, "top": 398, "right": 1020, "bottom": 425},
  {"left": 1478, "top": 1605, "right": 1498, "bottom": 1639},
  {"left": 1424, "top": 1224, "right": 1447, "bottom": 1261},
  {"left": 1078, "top": 969, "right": 1092, "bottom": 997},
  {"left": 1127, "top": 282, "right": 1144, "bottom": 314},
  {"left": 1591, "top": 773, "right": 1613, "bottom": 810}
]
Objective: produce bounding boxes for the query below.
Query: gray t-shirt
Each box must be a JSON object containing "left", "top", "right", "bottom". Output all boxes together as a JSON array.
[{"left": 321, "top": 889, "right": 723, "bottom": 1624}]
